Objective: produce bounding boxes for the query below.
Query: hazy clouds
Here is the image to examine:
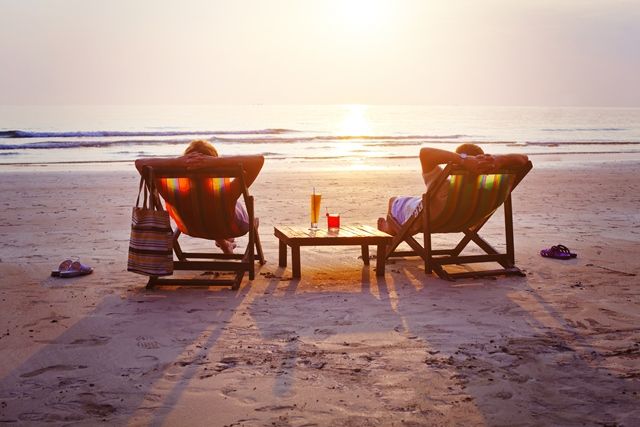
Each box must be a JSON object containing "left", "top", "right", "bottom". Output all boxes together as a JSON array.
[{"left": 1, "top": 0, "right": 638, "bottom": 106}]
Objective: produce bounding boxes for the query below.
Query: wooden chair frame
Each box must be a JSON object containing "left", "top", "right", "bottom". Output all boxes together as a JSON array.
[
  {"left": 141, "top": 165, "right": 265, "bottom": 290},
  {"left": 386, "top": 161, "right": 533, "bottom": 280}
]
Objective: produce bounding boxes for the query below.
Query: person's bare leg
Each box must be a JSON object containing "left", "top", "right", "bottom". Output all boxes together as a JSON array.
[
  {"left": 215, "top": 238, "right": 237, "bottom": 255},
  {"left": 377, "top": 197, "right": 397, "bottom": 235}
]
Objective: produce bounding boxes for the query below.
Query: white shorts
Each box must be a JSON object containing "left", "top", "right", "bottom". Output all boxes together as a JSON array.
[
  {"left": 234, "top": 202, "right": 250, "bottom": 234},
  {"left": 391, "top": 196, "right": 422, "bottom": 225}
]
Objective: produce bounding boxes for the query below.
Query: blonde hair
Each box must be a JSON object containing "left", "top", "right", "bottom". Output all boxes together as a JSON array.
[
  {"left": 184, "top": 139, "right": 218, "bottom": 157},
  {"left": 455, "top": 143, "right": 484, "bottom": 156}
]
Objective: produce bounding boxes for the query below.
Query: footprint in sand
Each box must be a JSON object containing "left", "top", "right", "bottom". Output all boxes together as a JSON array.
[
  {"left": 495, "top": 391, "right": 513, "bottom": 400},
  {"left": 585, "top": 318, "right": 602, "bottom": 327},
  {"left": 69, "top": 335, "right": 111, "bottom": 346},
  {"left": 313, "top": 328, "right": 336, "bottom": 337},
  {"left": 18, "top": 411, "right": 84, "bottom": 423},
  {"left": 136, "top": 336, "right": 160, "bottom": 349},
  {"left": 39, "top": 314, "right": 71, "bottom": 325},
  {"left": 254, "top": 404, "right": 297, "bottom": 412},
  {"left": 82, "top": 401, "right": 116, "bottom": 417},
  {"left": 20, "top": 364, "right": 88, "bottom": 378},
  {"left": 136, "top": 354, "right": 159, "bottom": 362}
]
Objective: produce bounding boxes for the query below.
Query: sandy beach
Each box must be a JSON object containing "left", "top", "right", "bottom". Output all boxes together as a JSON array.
[{"left": 0, "top": 158, "right": 639, "bottom": 426}]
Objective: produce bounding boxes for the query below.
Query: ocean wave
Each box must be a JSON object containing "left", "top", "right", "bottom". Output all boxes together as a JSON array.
[
  {"left": 0, "top": 139, "right": 193, "bottom": 150},
  {"left": 541, "top": 128, "right": 625, "bottom": 132},
  {"left": 0, "top": 135, "right": 466, "bottom": 150},
  {"left": 523, "top": 141, "right": 640, "bottom": 146},
  {"left": 209, "top": 134, "right": 467, "bottom": 144},
  {"left": 0, "top": 128, "right": 297, "bottom": 138},
  {"left": 529, "top": 150, "right": 640, "bottom": 156},
  {"left": 2, "top": 137, "right": 639, "bottom": 151},
  {"left": 3, "top": 150, "right": 640, "bottom": 167}
]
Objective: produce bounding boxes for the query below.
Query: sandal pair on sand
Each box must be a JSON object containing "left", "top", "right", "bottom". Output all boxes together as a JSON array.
[
  {"left": 51, "top": 259, "right": 93, "bottom": 278},
  {"left": 540, "top": 244, "right": 577, "bottom": 260}
]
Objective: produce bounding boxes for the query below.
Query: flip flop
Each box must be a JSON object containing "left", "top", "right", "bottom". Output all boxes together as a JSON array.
[
  {"left": 51, "top": 259, "right": 73, "bottom": 277},
  {"left": 555, "top": 244, "right": 577, "bottom": 258},
  {"left": 59, "top": 261, "right": 93, "bottom": 278},
  {"left": 540, "top": 245, "right": 577, "bottom": 260}
]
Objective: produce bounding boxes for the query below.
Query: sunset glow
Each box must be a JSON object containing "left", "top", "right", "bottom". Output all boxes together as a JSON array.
[
  {"left": 338, "top": 105, "right": 372, "bottom": 136},
  {"left": 337, "top": 0, "right": 390, "bottom": 32},
  {"left": 0, "top": 1, "right": 638, "bottom": 106}
]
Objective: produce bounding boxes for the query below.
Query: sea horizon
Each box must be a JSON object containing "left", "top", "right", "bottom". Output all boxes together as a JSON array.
[{"left": 2, "top": 104, "right": 640, "bottom": 170}]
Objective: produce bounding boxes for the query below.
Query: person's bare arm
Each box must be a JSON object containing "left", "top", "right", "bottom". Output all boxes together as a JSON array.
[
  {"left": 135, "top": 154, "right": 265, "bottom": 186},
  {"left": 419, "top": 147, "right": 462, "bottom": 173},
  {"left": 492, "top": 153, "right": 529, "bottom": 169},
  {"left": 419, "top": 147, "right": 495, "bottom": 176},
  {"left": 233, "top": 155, "right": 264, "bottom": 187}
]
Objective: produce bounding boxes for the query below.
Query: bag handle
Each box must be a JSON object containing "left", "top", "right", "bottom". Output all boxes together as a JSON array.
[
  {"left": 135, "top": 176, "right": 147, "bottom": 208},
  {"left": 136, "top": 167, "right": 165, "bottom": 212}
]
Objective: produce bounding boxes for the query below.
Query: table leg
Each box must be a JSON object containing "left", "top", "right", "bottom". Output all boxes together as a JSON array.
[
  {"left": 376, "top": 244, "right": 386, "bottom": 276},
  {"left": 292, "top": 245, "right": 301, "bottom": 278},
  {"left": 279, "top": 239, "right": 287, "bottom": 267},
  {"left": 361, "top": 245, "right": 370, "bottom": 266}
]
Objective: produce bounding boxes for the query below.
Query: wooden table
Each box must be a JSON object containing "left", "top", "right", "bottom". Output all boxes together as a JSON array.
[{"left": 273, "top": 225, "right": 393, "bottom": 278}]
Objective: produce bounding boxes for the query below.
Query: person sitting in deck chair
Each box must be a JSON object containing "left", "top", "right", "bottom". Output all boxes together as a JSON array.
[
  {"left": 139, "top": 139, "right": 261, "bottom": 255},
  {"left": 377, "top": 144, "right": 529, "bottom": 235},
  {"left": 180, "top": 139, "right": 255, "bottom": 254}
]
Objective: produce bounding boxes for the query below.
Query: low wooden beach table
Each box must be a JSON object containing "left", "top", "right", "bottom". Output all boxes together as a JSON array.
[{"left": 274, "top": 225, "right": 393, "bottom": 278}]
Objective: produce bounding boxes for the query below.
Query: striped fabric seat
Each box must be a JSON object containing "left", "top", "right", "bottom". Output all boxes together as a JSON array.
[
  {"left": 156, "top": 176, "right": 245, "bottom": 240},
  {"left": 430, "top": 173, "right": 515, "bottom": 233}
]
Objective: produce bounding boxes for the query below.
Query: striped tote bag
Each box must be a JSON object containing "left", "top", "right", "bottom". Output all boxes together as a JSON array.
[{"left": 127, "top": 177, "right": 174, "bottom": 276}]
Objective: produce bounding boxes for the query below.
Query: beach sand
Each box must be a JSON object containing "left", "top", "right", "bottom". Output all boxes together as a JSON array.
[{"left": 0, "top": 159, "right": 639, "bottom": 426}]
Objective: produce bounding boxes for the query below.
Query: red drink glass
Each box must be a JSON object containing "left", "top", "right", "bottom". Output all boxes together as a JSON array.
[{"left": 327, "top": 213, "right": 340, "bottom": 231}]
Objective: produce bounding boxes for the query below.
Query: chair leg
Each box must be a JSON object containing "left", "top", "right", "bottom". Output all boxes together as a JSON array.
[
  {"left": 173, "top": 230, "right": 187, "bottom": 261},
  {"left": 424, "top": 235, "right": 432, "bottom": 274},
  {"left": 232, "top": 271, "right": 244, "bottom": 290},
  {"left": 246, "top": 240, "right": 255, "bottom": 281},
  {"left": 386, "top": 215, "right": 420, "bottom": 259},
  {"left": 504, "top": 195, "right": 515, "bottom": 266},
  {"left": 254, "top": 220, "right": 265, "bottom": 265},
  {"left": 146, "top": 276, "right": 158, "bottom": 289},
  {"left": 423, "top": 193, "right": 432, "bottom": 274}
]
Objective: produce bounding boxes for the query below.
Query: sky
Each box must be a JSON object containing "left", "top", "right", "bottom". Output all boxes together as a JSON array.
[{"left": 0, "top": 0, "right": 639, "bottom": 107}]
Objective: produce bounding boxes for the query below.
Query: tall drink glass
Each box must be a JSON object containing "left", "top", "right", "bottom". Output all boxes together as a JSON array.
[{"left": 310, "top": 193, "right": 322, "bottom": 229}]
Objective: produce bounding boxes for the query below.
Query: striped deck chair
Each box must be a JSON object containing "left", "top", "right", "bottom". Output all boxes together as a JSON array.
[
  {"left": 135, "top": 155, "right": 265, "bottom": 289},
  {"left": 386, "top": 160, "right": 533, "bottom": 280}
]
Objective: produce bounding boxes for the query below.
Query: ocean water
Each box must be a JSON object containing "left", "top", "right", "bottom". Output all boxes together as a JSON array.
[{"left": 1, "top": 105, "right": 639, "bottom": 170}]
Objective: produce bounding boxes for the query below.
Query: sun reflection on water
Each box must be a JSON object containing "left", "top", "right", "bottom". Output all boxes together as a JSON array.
[
  {"left": 338, "top": 104, "right": 372, "bottom": 137},
  {"left": 332, "top": 105, "right": 373, "bottom": 164}
]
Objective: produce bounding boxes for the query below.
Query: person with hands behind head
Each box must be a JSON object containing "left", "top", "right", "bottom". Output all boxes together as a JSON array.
[
  {"left": 136, "top": 139, "right": 264, "bottom": 255},
  {"left": 378, "top": 143, "right": 529, "bottom": 235},
  {"left": 182, "top": 140, "right": 259, "bottom": 255}
]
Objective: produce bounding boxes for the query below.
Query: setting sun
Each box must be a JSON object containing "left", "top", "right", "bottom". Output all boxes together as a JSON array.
[{"left": 337, "top": 0, "right": 390, "bottom": 32}]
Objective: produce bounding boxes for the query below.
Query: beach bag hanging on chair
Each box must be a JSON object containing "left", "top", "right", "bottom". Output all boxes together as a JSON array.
[{"left": 127, "top": 175, "right": 174, "bottom": 276}]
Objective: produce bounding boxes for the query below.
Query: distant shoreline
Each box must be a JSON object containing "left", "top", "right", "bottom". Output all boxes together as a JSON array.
[{"left": 2, "top": 151, "right": 640, "bottom": 173}]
